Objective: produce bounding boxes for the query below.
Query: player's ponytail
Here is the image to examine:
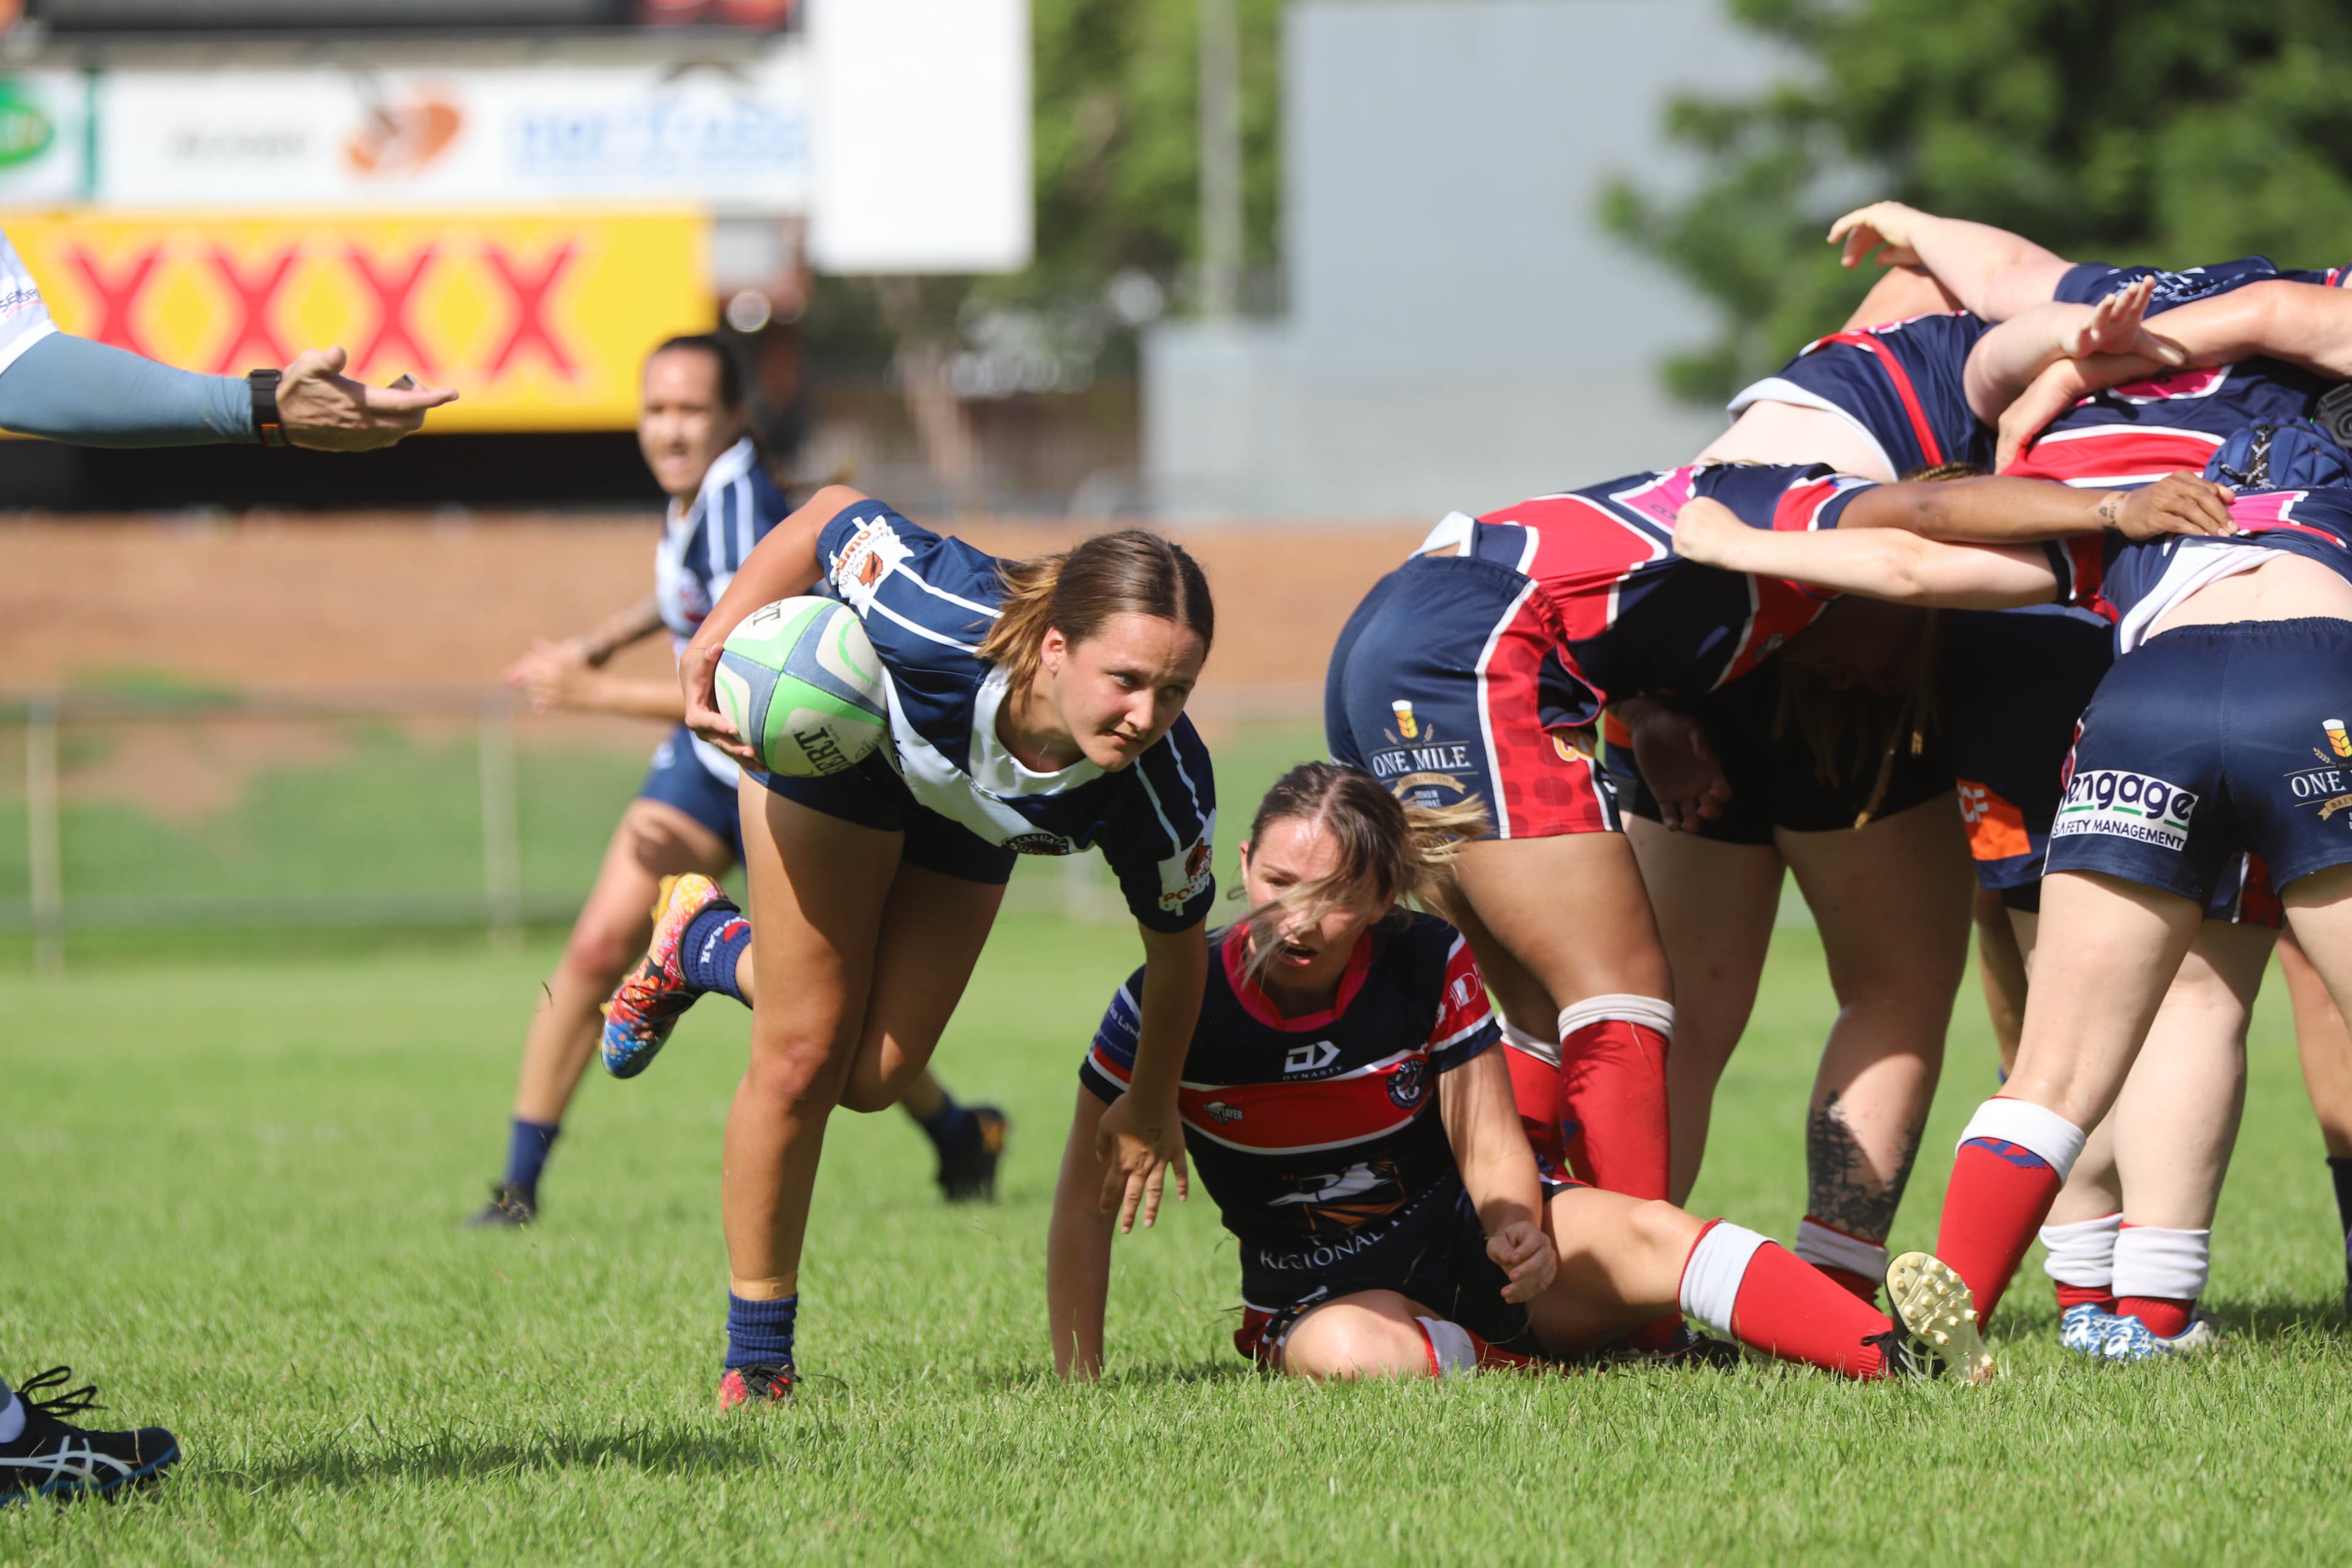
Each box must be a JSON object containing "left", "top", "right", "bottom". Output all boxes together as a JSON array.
[
  {"left": 978, "top": 529, "right": 1215, "bottom": 689},
  {"left": 1234, "top": 761, "right": 1488, "bottom": 984}
]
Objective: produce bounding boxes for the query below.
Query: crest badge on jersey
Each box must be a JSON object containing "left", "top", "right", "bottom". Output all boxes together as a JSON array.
[{"left": 827, "top": 515, "right": 913, "bottom": 613}]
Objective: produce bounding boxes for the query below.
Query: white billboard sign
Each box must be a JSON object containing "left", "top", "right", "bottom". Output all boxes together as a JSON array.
[
  {"left": 94, "top": 53, "right": 811, "bottom": 213},
  {"left": 0, "top": 73, "right": 93, "bottom": 203}
]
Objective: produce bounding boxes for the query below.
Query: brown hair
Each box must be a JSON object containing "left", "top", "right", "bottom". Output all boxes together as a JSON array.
[
  {"left": 975, "top": 529, "right": 1215, "bottom": 688},
  {"left": 1234, "top": 761, "right": 1490, "bottom": 984},
  {"left": 1777, "top": 460, "right": 1984, "bottom": 826}
]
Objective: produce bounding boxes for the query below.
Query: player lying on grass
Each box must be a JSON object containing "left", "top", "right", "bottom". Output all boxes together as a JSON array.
[
  {"left": 466, "top": 339, "right": 1005, "bottom": 1229},
  {"left": 598, "top": 491, "right": 1217, "bottom": 1408},
  {"left": 1045, "top": 761, "right": 1991, "bottom": 1381},
  {"left": 1670, "top": 450, "right": 2352, "bottom": 1340},
  {"left": 0, "top": 221, "right": 454, "bottom": 1506}
]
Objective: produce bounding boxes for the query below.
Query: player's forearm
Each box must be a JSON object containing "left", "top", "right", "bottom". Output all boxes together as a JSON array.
[
  {"left": 1963, "top": 304, "right": 2102, "bottom": 423},
  {"left": 1125, "top": 921, "right": 1208, "bottom": 1111},
  {"left": 0, "top": 330, "right": 252, "bottom": 445},
  {"left": 1904, "top": 214, "right": 2073, "bottom": 322},
  {"left": 685, "top": 485, "right": 851, "bottom": 668},
  {"left": 1442, "top": 1061, "right": 1544, "bottom": 1238},
  {"left": 2133, "top": 281, "right": 2352, "bottom": 379},
  {"left": 1849, "top": 475, "right": 2123, "bottom": 543},
  {"left": 578, "top": 596, "right": 666, "bottom": 666},
  {"left": 1701, "top": 526, "right": 2052, "bottom": 609},
  {"left": 1046, "top": 1103, "right": 1118, "bottom": 1381},
  {"left": 571, "top": 676, "right": 688, "bottom": 722}
]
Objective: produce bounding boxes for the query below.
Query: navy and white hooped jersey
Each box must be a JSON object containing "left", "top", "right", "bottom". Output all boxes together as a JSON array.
[
  {"left": 2055, "top": 255, "right": 2348, "bottom": 314},
  {"left": 2048, "top": 486, "right": 2352, "bottom": 652},
  {"left": 1420, "top": 462, "right": 1880, "bottom": 723},
  {"left": 1079, "top": 914, "right": 1499, "bottom": 1305},
  {"left": 655, "top": 437, "right": 792, "bottom": 782},
  {"left": 0, "top": 226, "right": 55, "bottom": 379},
  {"left": 814, "top": 499, "right": 1217, "bottom": 931},
  {"left": 2005, "top": 359, "right": 2331, "bottom": 489},
  {"left": 1728, "top": 312, "right": 1994, "bottom": 479}
]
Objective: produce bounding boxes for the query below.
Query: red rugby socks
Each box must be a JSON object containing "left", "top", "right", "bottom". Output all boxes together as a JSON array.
[
  {"left": 2113, "top": 1224, "right": 2209, "bottom": 1338},
  {"left": 1414, "top": 1316, "right": 1539, "bottom": 1376},
  {"left": 1677, "top": 1220, "right": 1900, "bottom": 1378},
  {"left": 1932, "top": 1097, "right": 2088, "bottom": 1325},
  {"left": 1555, "top": 996, "right": 1675, "bottom": 1202}
]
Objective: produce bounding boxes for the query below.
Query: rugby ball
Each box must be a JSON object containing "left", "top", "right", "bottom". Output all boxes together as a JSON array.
[{"left": 712, "top": 597, "right": 889, "bottom": 778}]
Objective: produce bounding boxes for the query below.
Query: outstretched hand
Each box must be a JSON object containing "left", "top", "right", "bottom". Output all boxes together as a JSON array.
[
  {"left": 1095, "top": 1091, "right": 1189, "bottom": 1234},
  {"left": 2062, "top": 277, "right": 2187, "bottom": 368},
  {"left": 276, "top": 346, "right": 459, "bottom": 451},
  {"left": 1828, "top": 202, "right": 1926, "bottom": 270},
  {"left": 503, "top": 638, "right": 594, "bottom": 714},
  {"left": 1487, "top": 1220, "right": 1557, "bottom": 1304}
]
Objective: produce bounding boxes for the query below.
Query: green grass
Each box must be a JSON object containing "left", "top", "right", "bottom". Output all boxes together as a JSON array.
[{"left": 4, "top": 911, "right": 2349, "bottom": 1566}]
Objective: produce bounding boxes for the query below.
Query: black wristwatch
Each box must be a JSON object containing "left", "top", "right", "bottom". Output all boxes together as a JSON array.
[{"left": 246, "top": 368, "right": 288, "bottom": 447}]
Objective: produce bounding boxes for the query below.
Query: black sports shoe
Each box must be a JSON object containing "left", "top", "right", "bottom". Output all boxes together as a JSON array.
[
  {"left": 1586, "top": 1322, "right": 1742, "bottom": 1370},
  {"left": 718, "top": 1363, "right": 795, "bottom": 1410},
  {"left": 466, "top": 1181, "right": 537, "bottom": 1227},
  {"left": 0, "top": 1368, "right": 179, "bottom": 1505},
  {"left": 936, "top": 1106, "right": 1010, "bottom": 1203}
]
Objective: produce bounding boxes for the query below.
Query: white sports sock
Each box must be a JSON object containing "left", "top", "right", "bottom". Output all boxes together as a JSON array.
[
  {"left": 1556, "top": 994, "right": 1678, "bottom": 1041},
  {"left": 1794, "top": 1217, "right": 1889, "bottom": 1281},
  {"left": 2113, "top": 1226, "right": 2212, "bottom": 1301},
  {"left": 1956, "top": 1097, "right": 2088, "bottom": 1181},
  {"left": 0, "top": 1387, "right": 22, "bottom": 1445},
  {"left": 1415, "top": 1317, "right": 1479, "bottom": 1377},
  {"left": 1676, "top": 1221, "right": 1770, "bottom": 1338},
  {"left": 1501, "top": 1021, "right": 1558, "bottom": 1068},
  {"left": 2040, "top": 1212, "right": 2121, "bottom": 1287}
]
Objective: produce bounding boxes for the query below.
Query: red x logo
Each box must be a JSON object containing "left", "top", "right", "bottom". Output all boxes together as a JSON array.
[
  {"left": 61, "top": 243, "right": 164, "bottom": 361},
  {"left": 482, "top": 239, "right": 579, "bottom": 380},
  {"left": 346, "top": 244, "right": 439, "bottom": 379},
  {"left": 207, "top": 244, "right": 299, "bottom": 374}
]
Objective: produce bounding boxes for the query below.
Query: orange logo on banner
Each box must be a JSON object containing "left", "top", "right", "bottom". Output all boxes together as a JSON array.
[
  {"left": 1956, "top": 778, "right": 2032, "bottom": 862},
  {"left": 2, "top": 208, "right": 711, "bottom": 432}
]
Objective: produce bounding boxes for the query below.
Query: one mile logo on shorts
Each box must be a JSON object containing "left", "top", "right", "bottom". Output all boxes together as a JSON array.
[{"left": 2051, "top": 769, "right": 2197, "bottom": 849}]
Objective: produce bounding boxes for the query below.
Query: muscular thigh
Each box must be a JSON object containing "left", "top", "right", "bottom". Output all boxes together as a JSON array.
[
  {"left": 739, "top": 779, "right": 903, "bottom": 1079},
  {"left": 840, "top": 865, "right": 1008, "bottom": 1110},
  {"left": 1777, "top": 793, "right": 1973, "bottom": 1006},
  {"left": 1624, "top": 816, "right": 1781, "bottom": 1040},
  {"left": 1452, "top": 832, "right": 1672, "bottom": 1003}
]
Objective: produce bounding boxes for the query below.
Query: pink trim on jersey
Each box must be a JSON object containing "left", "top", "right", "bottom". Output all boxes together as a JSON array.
[
  {"left": 2105, "top": 366, "right": 2229, "bottom": 402},
  {"left": 1219, "top": 924, "right": 1377, "bottom": 1032}
]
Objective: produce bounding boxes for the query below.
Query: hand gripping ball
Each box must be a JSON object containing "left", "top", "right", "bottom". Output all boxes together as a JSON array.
[{"left": 712, "top": 597, "right": 889, "bottom": 777}]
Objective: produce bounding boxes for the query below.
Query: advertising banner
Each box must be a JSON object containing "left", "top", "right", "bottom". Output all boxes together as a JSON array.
[
  {"left": 0, "top": 74, "right": 92, "bottom": 205},
  {"left": 1, "top": 208, "right": 712, "bottom": 431},
  {"left": 94, "top": 53, "right": 809, "bottom": 213}
]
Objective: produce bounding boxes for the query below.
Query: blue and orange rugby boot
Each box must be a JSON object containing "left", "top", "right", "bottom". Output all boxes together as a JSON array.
[{"left": 601, "top": 873, "right": 739, "bottom": 1080}]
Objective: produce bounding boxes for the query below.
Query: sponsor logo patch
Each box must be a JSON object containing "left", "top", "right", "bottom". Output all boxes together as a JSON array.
[
  {"left": 1158, "top": 834, "right": 1215, "bottom": 910},
  {"left": 1003, "top": 831, "right": 1080, "bottom": 856},
  {"left": 1282, "top": 1040, "right": 1340, "bottom": 1076},
  {"left": 2051, "top": 768, "right": 2197, "bottom": 848},
  {"left": 1385, "top": 1058, "right": 1428, "bottom": 1109},
  {"left": 826, "top": 516, "right": 911, "bottom": 612}
]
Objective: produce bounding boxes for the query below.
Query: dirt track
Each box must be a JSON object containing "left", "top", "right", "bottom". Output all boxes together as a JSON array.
[{"left": 1, "top": 513, "right": 1429, "bottom": 717}]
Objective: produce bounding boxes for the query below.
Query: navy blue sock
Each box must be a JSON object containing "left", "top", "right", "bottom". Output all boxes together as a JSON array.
[
  {"left": 916, "top": 1091, "right": 972, "bottom": 1150},
  {"left": 725, "top": 1293, "right": 797, "bottom": 1371},
  {"left": 503, "top": 1117, "right": 560, "bottom": 1196},
  {"left": 2330, "top": 1156, "right": 2352, "bottom": 1255},
  {"left": 680, "top": 902, "right": 751, "bottom": 1003}
]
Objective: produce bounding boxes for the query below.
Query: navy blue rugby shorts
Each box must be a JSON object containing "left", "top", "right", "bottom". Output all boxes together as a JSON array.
[
  {"left": 2045, "top": 617, "right": 2352, "bottom": 903},
  {"left": 637, "top": 724, "right": 744, "bottom": 862},
  {"left": 753, "top": 750, "right": 1019, "bottom": 886}
]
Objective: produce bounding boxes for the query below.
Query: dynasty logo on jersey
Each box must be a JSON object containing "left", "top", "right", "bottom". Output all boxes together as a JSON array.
[{"left": 2052, "top": 768, "right": 2198, "bottom": 848}]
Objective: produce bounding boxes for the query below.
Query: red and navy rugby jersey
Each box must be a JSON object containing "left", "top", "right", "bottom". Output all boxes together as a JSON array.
[
  {"left": 1437, "top": 463, "right": 1879, "bottom": 723},
  {"left": 2005, "top": 360, "right": 2332, "bottom": 488},
  {"left": 2048, "top": 486, "right": 2352, "bottom": 636},
  {"left": 1080, "top": 912, "right": 1499, "bottom": 1305},
  {"left": 1736, "top": 311, "right": 1994, "bottom": 478},
  {"left": 2056, "top": 256, "right": 2348, "bottom": 314}
]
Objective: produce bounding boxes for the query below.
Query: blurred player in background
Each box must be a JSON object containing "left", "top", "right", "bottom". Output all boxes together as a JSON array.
[
  {"left": 469, "top": 336, "right": 1007, "bottom": 1228},
  {"left": 0, "top": 225, "right": 453, "bottom": 1505}
]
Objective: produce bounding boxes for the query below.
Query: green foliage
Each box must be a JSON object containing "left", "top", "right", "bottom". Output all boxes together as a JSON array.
[{"left": 1607, "top": 0, "right": 2352, "bottom": 404}]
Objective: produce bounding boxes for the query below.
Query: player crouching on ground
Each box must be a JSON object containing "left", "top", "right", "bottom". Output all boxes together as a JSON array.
[{"left": 1046, "top": 761, "right": 1991, "bottom": 1382}]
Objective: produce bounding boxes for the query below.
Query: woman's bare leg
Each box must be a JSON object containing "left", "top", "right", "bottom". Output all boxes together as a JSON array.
[
  {"left": 513, "top": 798, "right": 733, "bottom": 1125},
  {"left": 1777, "top": 796, "right": 1973, "bottom": 1284},
  {"left": 1975, "top": 888, "right": 2029, "bottom": 1079},
  {"left": 2282, "top": 932, "right": 2352, "bottom": 1158},
  {"left": 1619, "top": 819, "right": 1783, "bottom": 1204},
  {"left": 2109, "top": 922, "right": 2269, "bottom": 1231},
  {"left": 1279, "top": 1291, "right": 1455, "bottom": 1380}
]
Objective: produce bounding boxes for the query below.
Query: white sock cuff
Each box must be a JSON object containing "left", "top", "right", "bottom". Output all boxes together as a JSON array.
[
  {"left": 1956, "top": 1097, "right": 2087, "bottom": 1179},
  {"left": 2112, "top": 1226, "right": 2212, "bottom": 1300},
  {"left": 2038, "top": 1212, "right": 2122, "bottom": 1286},
  {"left": 1416, "top": 1316, "right": 1479, "bottom": 1377},
  {"left": 1558, "top": 994, "right": 1677, "bottom": 1042},
  {"left": 1793, "top": 1218, "right": 1889, "bottom": 1280},
  {"left": 0, "top": 1390, "right": 21, "bottom": 1446},
  {"left": 1677, "top": 1221, "right": 1770, "bottom": 1338},
  {"left": 1502, "top": 1021, "right": 1559, "bottom": 1069}
]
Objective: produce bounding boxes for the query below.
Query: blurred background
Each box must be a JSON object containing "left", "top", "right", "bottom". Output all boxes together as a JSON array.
[{"left": 7, "top": 0, "right": 2352, "bottom": 960}]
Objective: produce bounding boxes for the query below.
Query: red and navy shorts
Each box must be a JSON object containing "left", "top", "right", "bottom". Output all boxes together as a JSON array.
[{"left": 1327, "top": 555, "right": 1618, "bottom": 839}]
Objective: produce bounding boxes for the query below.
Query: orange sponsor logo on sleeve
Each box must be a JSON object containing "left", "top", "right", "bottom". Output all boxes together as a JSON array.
[{"left": 1956, "top": 778, "right": 2033, "bottom": 862}]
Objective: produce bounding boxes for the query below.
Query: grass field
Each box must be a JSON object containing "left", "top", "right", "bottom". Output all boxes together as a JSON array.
[{"left": 5, "top": 903, "right": 2351, "bottom": 1565}]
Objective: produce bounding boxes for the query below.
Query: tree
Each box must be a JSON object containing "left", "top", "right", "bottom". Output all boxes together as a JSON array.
[{"left": 1604, "top": 0, "right": 2352, "bottom": 407}]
